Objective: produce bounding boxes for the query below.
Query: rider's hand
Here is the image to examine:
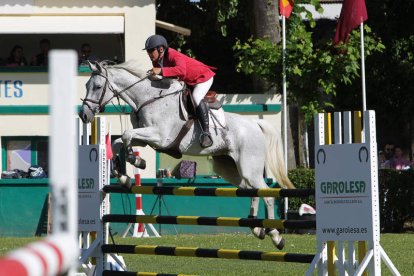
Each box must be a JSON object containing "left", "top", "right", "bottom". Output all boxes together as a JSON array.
[{"left": 151, "top": 67, "right": 162, "bottom": 75}]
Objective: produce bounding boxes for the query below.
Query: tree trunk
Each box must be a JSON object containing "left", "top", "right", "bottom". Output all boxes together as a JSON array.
[
  {"left": 248, "top": 0, "right": 282, "bottom": 93},
  {"left": 249, "top": 0, "right": 281, "bottom": 43},
  {"left": 248, "top": 0, "right": 296, "bottom": 169}
]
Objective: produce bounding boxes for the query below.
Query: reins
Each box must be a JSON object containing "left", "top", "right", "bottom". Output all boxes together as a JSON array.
[
  {"left": 135, "top": 88, "right": 184, "bottom": 115},
  {"left": 81, "top": 66, "right": 184, "bottom": 115}
]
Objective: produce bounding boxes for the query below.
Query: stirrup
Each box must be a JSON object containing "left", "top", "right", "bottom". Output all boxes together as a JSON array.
[{"left": 199, "top": 132, "right": 213, "bottom": 148}]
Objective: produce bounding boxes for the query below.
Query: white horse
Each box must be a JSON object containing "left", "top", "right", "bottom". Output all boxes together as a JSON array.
[{"left": 79, "top": 60, "right": 294, "bottom": 250}]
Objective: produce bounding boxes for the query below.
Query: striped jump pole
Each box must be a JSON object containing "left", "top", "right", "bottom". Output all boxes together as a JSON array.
[
  {"left": 0, "top": 233, "right": 79, "bottom": 276},
  {"left": 103, "top": 214, "right": 316, "bottom": 230},
  {"left": 102, "top": 245, "right": 315, "bottom": 264},
  {"left": 103, "top": 186, "right": 315, "bottom": 198},
  {"left": 132, "top": 148, "right": 148, "bottom": 237},
  {"left": 122, "top": 148, "right": 160, "bottom": 238}
]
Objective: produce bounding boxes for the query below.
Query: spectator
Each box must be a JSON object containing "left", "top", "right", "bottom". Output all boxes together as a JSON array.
[
  {"left": 388, "top": 146, "right": 411, "bottom": 170},
  {"left": 383, "top": 143, "right": 395, "bottom": 160},
  {"left": 378, "top": 150, "right": 390, "bottom": 169},
  {"left": 30, "top": 38, "right": 51, "bottom": 66},
  {"left": 6, "top": 45, "right": 28, "bottom": 66},
  {"left": 78, "top": 43, "right": 98, "bottom": 65}
]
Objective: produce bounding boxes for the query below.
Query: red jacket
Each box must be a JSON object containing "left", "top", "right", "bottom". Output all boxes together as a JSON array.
[{"left": 154, "top": 48, "right": 215, "bottom": 86}]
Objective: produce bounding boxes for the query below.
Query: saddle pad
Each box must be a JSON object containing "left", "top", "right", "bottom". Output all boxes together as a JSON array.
[{"left": 209, "top": 108, "right": 226, "bottom": 129}]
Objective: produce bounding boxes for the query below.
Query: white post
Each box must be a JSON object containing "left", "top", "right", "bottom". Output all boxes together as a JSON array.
[
  {"left": 49, "top": 50, "right": 78, "bottom": 238},
  {"left": 281, "top": 14, "right": 289, "bottom": 221},
  {"left": 360, "top": 23, "right": 366, "bottom": 112}
]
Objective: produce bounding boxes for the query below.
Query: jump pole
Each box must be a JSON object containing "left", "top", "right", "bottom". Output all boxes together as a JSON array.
[{"left": 0, "top": 50, "right": 79, "bottom": 276}]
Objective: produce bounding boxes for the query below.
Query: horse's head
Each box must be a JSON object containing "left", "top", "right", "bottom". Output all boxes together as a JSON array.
[{"left": 79, "top": 61, "right": 116, "bottom": 123}]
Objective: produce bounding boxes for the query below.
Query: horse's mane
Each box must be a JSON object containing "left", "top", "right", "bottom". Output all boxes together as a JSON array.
[{"left": 111, "top": 59, "right": 148, "bottom": 79}]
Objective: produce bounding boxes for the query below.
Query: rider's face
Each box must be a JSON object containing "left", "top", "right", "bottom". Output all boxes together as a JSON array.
[{"left": 147, "top": 47, "right": 163, "bottom": 62}]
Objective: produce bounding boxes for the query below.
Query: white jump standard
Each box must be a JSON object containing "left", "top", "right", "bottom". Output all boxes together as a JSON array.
[{"left": 306, "top": 111, "right": 400, "bottom": 276}]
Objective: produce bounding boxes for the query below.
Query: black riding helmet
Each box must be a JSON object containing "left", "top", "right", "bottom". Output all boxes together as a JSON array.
[{"left": 143, "top": 35, "right": 168, "bottom": 50}]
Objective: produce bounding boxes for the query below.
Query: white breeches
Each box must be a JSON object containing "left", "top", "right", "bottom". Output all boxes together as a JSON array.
[{"left": 192, "top": 77, "right": 214, "bottom": 106}]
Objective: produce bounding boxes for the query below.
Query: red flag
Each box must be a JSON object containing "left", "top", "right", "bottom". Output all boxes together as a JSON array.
[
  {"left": 333, "top": 0, "right": 368, "bottom": 45},
  {"left": 279, "top": 0, "right": 294, "bottom": 18},
  {"left": 105, "top": 133, "right": 113, "bottom": 160}
]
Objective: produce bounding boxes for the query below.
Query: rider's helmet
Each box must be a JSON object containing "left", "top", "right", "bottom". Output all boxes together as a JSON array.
[{"left": 143, "top": 35, "right": 168, "bottom": 50}]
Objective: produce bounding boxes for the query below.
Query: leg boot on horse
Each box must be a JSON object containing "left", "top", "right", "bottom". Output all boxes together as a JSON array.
[{"left": 196, "top": 100, "right": 213, "bottom": 148}]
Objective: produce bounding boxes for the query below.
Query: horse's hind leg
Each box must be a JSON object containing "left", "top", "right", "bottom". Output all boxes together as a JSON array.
[
  {"left": 233, "top": 145, "right": 285, "bottom": 249},
  {"left": 212, "top": 156, "right": 266, "bottom": 240},
  {"left": 249, "top": 197, "right": 266, "bottom": 239},
  {"left": 263, "top": 196, "right": 285, "bottom": 250}
]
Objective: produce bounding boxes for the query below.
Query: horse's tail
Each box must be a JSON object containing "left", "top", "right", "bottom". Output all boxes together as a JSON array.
[{"left": 256, "top": 120, "right": 295, "bottom": 189}]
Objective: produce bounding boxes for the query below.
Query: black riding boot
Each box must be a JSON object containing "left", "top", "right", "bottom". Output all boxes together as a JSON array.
[{"left": 196, "top": 100, "right": 213, "bottom": 148}]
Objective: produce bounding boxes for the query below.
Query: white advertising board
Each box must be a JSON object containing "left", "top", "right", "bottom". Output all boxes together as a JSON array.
[
  {"left": 315, "top": 143, "right": 375, "bottom": 241},
  {"left": 78, "top": 145, "right": 106, "bottom": 232}
]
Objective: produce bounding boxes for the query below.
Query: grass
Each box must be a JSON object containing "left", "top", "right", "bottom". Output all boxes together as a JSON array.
[{"left": 1, "top": 233, "right": 413, "bottom": 275}]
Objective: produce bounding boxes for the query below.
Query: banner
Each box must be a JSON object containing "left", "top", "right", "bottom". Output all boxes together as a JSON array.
[{"left": 333, "top": 0, "right": 368, "bottom": 45}]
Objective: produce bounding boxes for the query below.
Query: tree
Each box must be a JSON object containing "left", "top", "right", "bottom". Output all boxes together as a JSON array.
[
  {"left": 355, "top": 1, "right": 414, "bottom": 155},
  {"left": 233, "top": 1, "right": 384, "bottom": 166}
]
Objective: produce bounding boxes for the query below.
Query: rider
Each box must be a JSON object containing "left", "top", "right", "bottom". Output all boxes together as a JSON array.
[{"left": 143, "top": 34, "right": 215, "bottom": 148}]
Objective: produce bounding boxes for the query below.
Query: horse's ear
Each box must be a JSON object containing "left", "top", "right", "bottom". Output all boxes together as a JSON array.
[{"left": 88, "top": 60, "right": 98, "bottom": 72}]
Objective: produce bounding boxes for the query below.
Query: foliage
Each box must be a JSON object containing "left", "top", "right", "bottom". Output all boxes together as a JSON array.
[
  {"left": 155, "top": 0, "right": 253, "bottom": 93},
  {"left": 286, "top": 168, "right": 315, "bottom": 212},
  {"left": 379, "top": 169, "right": 414, "bottom": 233},
  {"left": 234, "top": 3, "right": 385, "bottom": 121},
  {"left": 336, "top": 1, "right": 414, "bottom": 149}
]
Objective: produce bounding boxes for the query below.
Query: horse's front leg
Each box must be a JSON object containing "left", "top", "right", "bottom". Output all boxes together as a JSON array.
[
  {"left": 110, "top": 137, "right": 133, "bottom": 188},
  {"left": 122, "top": 127, "right": 161, "bottom": 170}
]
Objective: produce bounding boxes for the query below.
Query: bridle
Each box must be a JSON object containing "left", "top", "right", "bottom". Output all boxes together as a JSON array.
[
  {"left": 81, "top": 66, "right": 148, "bottom": 114},
  {"left": 81, "top": 66, "right": 185, "bottom": 115}
]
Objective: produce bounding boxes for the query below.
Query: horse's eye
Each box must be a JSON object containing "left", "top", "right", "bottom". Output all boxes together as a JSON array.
[{"left": 95, "top": 85, "right": 102, "bottom": 90}]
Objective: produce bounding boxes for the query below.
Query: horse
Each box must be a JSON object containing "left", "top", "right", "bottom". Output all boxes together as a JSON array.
[{"left": 79, "top": 60, "right": 295, "bottom": 250}]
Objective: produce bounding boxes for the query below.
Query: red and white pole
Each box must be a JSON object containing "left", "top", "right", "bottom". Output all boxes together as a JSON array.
[
  {"left": 0, "top": 233, "right": 78, "bottom": 276},
  {"left": 132, "top": 148, "right": 148, "bottom": 237}
]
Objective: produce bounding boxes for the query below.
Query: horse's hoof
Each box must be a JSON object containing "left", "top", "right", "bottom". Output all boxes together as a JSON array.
[
  {"left": 251, "top": 227, "right": 266, "bottom": 240},
  {"left": 258, "top": 228, "right": 266, "bottom": 239},
  {"left": 118, "top": 175, "right": 132, "bottom": 189},
  {"left": 276, "top": 238, "right": 285, "bottom": 250},
  {"left": 138, "top": 159, "right": 146, "bottom": 169}
]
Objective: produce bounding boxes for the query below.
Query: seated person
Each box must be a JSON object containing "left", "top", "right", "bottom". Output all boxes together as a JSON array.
[
  {"left": 378, "top": 150, "right": 390, "bottom": 169},
  {"left": 30, "top": 38, "right": 51, "bottom": 66},
  {"left": 388, "top": 146, "right": 411, "bottom": 170},
  {"left": 78, "top": 43, "right": 98, "bottom": 65},
  {"left": 6, "top": 45, "right": 28, "bottom": 66}
]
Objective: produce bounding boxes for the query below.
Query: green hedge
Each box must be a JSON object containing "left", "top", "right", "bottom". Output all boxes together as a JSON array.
[
  {"left": 283, "top": 168, "right": 414, "bottom": 233},
  {"left": 379, "top": 169, "right": 414, "bottom": 232},
  {"left": 286, "top": 168, "right": 315, "bottom": 212}
]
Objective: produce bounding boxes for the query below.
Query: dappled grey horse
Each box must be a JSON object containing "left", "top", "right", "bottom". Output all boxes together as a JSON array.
[{"left": 79, "top": 60, "right": 294, "bottom": 250}]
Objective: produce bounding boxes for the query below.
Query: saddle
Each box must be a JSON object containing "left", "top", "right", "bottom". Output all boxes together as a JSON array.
[
  {"left": 180, "top": 88, "right": 222, "bottom": 119},
  {"left": 156, "top": 87, "right": 224, "bottom": 159}
]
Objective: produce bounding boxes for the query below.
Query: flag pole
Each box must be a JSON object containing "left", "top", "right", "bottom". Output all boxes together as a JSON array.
[
  {"left": 282, "top": 14, "right": 289, "bottom": 220},
  {"left": 360, "top": 23, "right": 366, "bottom": 112}
]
